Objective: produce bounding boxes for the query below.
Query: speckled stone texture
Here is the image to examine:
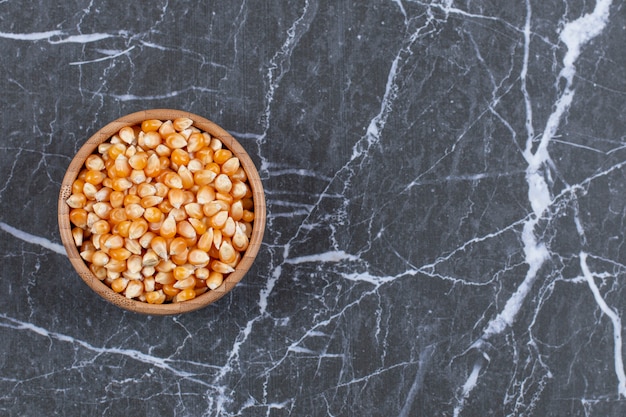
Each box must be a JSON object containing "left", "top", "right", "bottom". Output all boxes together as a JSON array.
[{"left": 1, "top": 1, "right": 626, "bottom": 416}]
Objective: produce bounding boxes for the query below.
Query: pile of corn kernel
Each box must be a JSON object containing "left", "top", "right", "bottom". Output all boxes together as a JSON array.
[{"left": 66, "top": 118, "right": 255, "bottom": 304}]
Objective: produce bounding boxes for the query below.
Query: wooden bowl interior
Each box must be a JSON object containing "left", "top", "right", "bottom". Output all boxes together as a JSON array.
[{"left": 58, "top": 109, "right": 266, "bottom": 315}]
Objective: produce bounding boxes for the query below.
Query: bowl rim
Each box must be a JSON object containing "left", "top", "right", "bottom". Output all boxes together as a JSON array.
[{"left": 58, "top": 109, "right": 266, "bottom": 315}]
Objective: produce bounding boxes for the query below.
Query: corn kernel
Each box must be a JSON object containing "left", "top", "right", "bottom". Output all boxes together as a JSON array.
[
  {"left": 206, "top": 271, "right": 224, "bottom": 290},
  {"left": 66, "top": 193, "right": 87, "bottom": 209},
  {"left": 174, "top": 287, "right": 196, "bottom": 302},
  {"left": 144, "top": 207, "right": 164, "bottom": 223},
  {"left": 125, "top": 280, "right": 144, "bottom": 299},
  {"left": 129, "top": 219, "right": 149, "bottom": 240},
  {"left": 213, "top": 148, "right": 232, "bottom": 165},
  {"left": 188, "top": 249, "right": 210, "bottom": 266},
  {"left": 111, "top": 277, "right": 129, "bottom": 293},
  {"left": 173, "top": 276, "right": 196, "bottom": 290},
  {"left": 221, "top": 157, "right": 240, "bottom": 176},
  {"left": 145, "top": 290, "right": 166, "bottom": 304}
]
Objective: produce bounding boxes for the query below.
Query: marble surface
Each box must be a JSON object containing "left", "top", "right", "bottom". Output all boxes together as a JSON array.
[{"left": 1, "top": 0, "right": 625, "bottom": 415}]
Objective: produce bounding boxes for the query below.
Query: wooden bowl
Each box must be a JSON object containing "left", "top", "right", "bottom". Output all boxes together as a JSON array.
[{"left": 58, "top": 109, "right": 266, "bottom": 315}]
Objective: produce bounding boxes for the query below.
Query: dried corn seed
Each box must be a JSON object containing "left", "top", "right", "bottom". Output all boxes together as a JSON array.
[
  {"left": 104, "top": 234, "right": 124, "bottom": 250},
  {"left": 171, "top": 148, "right": 190, "bottom": 166},
  {"left": 155, "top": 271, "right": 176, "bottom": 285},
  {"left": 221, "top": 157, "right": 240, "bottom": 176},
  {"left": 150, "top": 236, "right": 168, "bottom": 260},
  {"left": 111, "top": 277, "right": 129, "bottom": 293},
  {"left": 218, "top": 242, "right": 236, "bottom": 263},
  {"left": 144, "top": 207, "right": 164, "bottom": 223},
  {"left": 194, "top": 169, "right": 217, "bottom": 186},
  {"left": 173, "top": 117, "right": 193, "bottom": 131},
  {"left": 85, "top": 154, "right": 106, "bottom": 171},
  {"left": 213, "top": 148, "right": 232, "bottom": 164},
  {"left": 127, "top": 254, "right": 143, "bottom": 274},
  {"left": 174, "top": 287, "right": 196, "bottom": 302},
  {"left": 210, "top": 260, "right": 235, "bottom": 274},
  {"left": 143, "top": 276, "right": 156, "bottom": 292},
  {"left": 178, "top": 166, "right": 194, "bottom": 189},
  {"left": 125, "top": 280, "right": 144, "bottom": 299},
  {"left": 188, "top": 249, "right": 210, "bottom": 266},
  {"left": 138, "top": 231, "right": 156, "bottom": 249},
  {"left": 158, "top": 119, "right": 175, "bottom": 136},
  {"left": 173, "top": 276, "right": 196, "bottom": 290},
  {"left": 128, "top": 219, "right": 149, "bottom": 240},
  {"left": 72, "top": 227, "right": 84, "bottom": 246},
  {"left": 90, "top": 264, "right": 107, "bottom": 280},
  {"left": 91, "top": 251, "right": 110, "bottom": 267},
  {"left": 130, "top": 169, "right": 147, "bottom": 184},
  {"left": 145, "top": 290, "right": 166, "bottom": 304},
  {"left": 113, "top": 220, "right": 131, "bottom": 237},
  {"left": 82, "top": 182, "right": 98, "bottom": 199},
  {"left": 159, "top": 213, "right": 177, "bottom": 238},
  {"left": 118, "top": 126, "right": 136, "bottom": 144},
  {"left": 195, "top": 267, "right": 210, "bottom": 280},
  {"left": 242, "top": 210, "right": 255, "bottom": 223},
  {"left": 125, "top": 203, "right": 145, "bottom": 220},
  {"left": 173, "top": 264, "right": 194, "bottom": 280},
  {"left": 232, "top": 229, "right": 249, "bottom": 251},
  {"left": 188, "top": 218, "right": 207, "bottom": 235},
  {"left": 162, "top": 284, "right": 180, "bottom": 297},
  {"left": 66, "top": 193, "right": 87, "bottom": 208},
  {"left": 91, "top": 220, "right": 111, "bottom": 235},
  {"left": 197, "top": 185, "right": 216, "bottom": 204},
  {"left": 141, "top": 119, "right": 163, "bottom": 132},
  {"left": 187, "top": 133, "right": 205, "bottom": 153},
  {"left": 168, "top": 188, "right": 185, "bottom": 209},
  {"left": 206, "top": 271, "right": 224, "bottom": 290},
  {"left": 165, "top": 133, "right": 187, "bottom": 149},
  {"left": 109, "top": 247, "right": 131, "bottom": 261},
  {"left": 184, "top": 203, "right": 203, "bottom": 219},
  {"left": 142, "top": 249, "right": 160, "bottom": 267}
]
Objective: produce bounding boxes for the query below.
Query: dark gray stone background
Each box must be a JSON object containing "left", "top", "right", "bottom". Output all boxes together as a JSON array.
[{"left": 1, "top": 1, "right": 625, "bottom": 416}]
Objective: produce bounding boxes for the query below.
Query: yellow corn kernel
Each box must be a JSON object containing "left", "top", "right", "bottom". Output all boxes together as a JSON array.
[
  {"left": 213, "top": 148, "right": 232, "bottom": 165},
  {"left": 206, "top": 271, "right": 224, "bottom": 290},
  {"left": 186, "top": 132, "right": 205, "bottom": 153},
  {"left": 103, "top": 234, "right": 124, "bottom": 250},
  {"left": 196, "top": 229, "right": 213, "bottom": 252},
  {"left": 165, "top": 132, "right": 186, "bottom": 149},
  {"left": 214, "top": 174, "right": 232, "bottom": 194},
  {"left": 178, "top": 166, "right": 194, "bottom": 189},
  {"left": 150, "top": 236, "right": 168, "bottom": 260},
  {"left": 118, "top": 126, "right": 136, "bottom": 144},
  {"left": 114, "top": 154, "right": 132, "bottom": 177},
  {"left": 142, "top": 249, "right": 159, "bottom": 267},
  {"left": 196, "top": 147, "right": 214, "bottom": 164},
  {"left": 221, "top": 157, "right": 240, "bottom": 176},
  {"left": 142, "top": 276, "right": 156, "bottom": 293},
  {"left": 140, "top": 195, "right": 163, "bottom": 209},
  {"left": 230, "top": 200, "right": 244, "bottom": 222},
  {"left": 242, "top": 210, "right": 255, "bottom": 223},
  {"left": 71, "top": 227, "right": 84, "bottom": 247},
  {"left": 69, "top": 208, "right": 88, "bottom": 228},
  {"left": 209, "top": 211, "right": 229, "bottom": 229},
  {"left": 128, "top": 152, "right": 148, "bottom": 170},
  {"left": 80, "top": 249, "right": 95, "bottom": 263},
  {"left": 128, "top": 219, "right": 149, "bottom": 240},
  {"left": 89, "top": 263, "right": 107, "bottom": 280},
  {"left": 143, "top": 131, "right": 162, "bottom": 149},
  {"left": 144, "top": 153, "right": 162, "bottom": 178},
  {"left": 124, "top": 237, "right": 143, "bottom": 255},
  {"left": 155, "top": 271, "right": 176, "bottom": 285},
  {"left": 130, "top": 169, "right": 147, "bottom": 185},
  {"left": 206, "top": 162, "right": 221, "bottom": 175},
  {"left": 162, "top": 283, "right": 180, "bottom": 297},
  {"left": 215, "top": 192, "right": 234, "bottom": 205},
  {"left": 232, "top": 229, "right": 249, "bottom": 252},
  {"left": 196, "top": 185, "right": 216, "bottom": 204},
  {"left": 173, "top": 276, "right": 196, "bottom": 290},
  {"left": 90, "top": 220, "right": 110, "bottom": 235},
  {"left": 187, "top": 158, "right": 203, "bottom": 173},
  {"left": 141, "top": 119, "right": 163, "bottom": 132},
  {"left": 111, "top": 277, "right": 129, "bottom": 293},
  {"left": 170, "top": 148, "right": 190, "bottom": 166},
  {"left": 163, "top": 172, "right": 183, "bottom": 189},
  {"left": 188, "top": 218, "right": 207, "bottom": 235},
  {"left": 173, "top": 264, "right": 194, "bottom": 280},
  {"left": 230, "top": 181, "right": 248, "bottom": 200},
  {"left": 195, "top": 267, "right": 210, "bottom": 280},
  {"left": 107, "top": 143, "right": 127, "bottom": 160},
  {"left": 90, "top": 202, "right": 112, "bottom": 220},
  {"left": 158, "top": 119, "right": 175, "bottom": 136},
  {"left": 193, "top": 169, "right": 217, "bottom": 186},
  {"left": 145, "top": 290, "right": 166, "bottom": 304},
  {"left": 221, "top": 217, "right": 236, "bottom": 238},
  {"left": 210, "top": 260, "right": 235, "bottom": 274},
  {"left": 109, "top": 247, "right": 131, "bottom": 261},
  {"left": 72, "top": 179, "right": 85, "bottom": 195},
  {"left": 126, "top": 254, "right": 143, "bottom": 274},
  {"left": 188, "top": 249, "right": 210, "bottom": 266},
  {"left": 167, "top": 237, "right": 186, "bottom": 256},
  {"left": 138, "top": 231, "right": 156, "bottom": 249},
  {"left": 167, "top": 188, "right": 185, "bottom": 209},
  {"left": 218, "top": 242, "right": 236, "bottom": 264},
  {"left": 183, "top": 202, "right": 203, "bottom": 219},
  {"left": 160, "top": 213, "right": 177, "bottom": 238},
  {"left": 111, "top": 177, "right": 133, "bottom": 192},
  {"left": 144, "top": 207, "right": 164, "bottom": 223},
  {"left": 125, "top": 203, "right": 145, "bottom": 220},
  {"left": 94, "top": 186, "right": 113, "bottom": 202},
  {"left": 85, "top": 154, "right": 106, "bottom": 171},
  {"left": 176, "top": 220, "right": 197, "bottom": 239},
  {"left": 66, "top": 193, "right": 87, "bottom": 209},
  {"left": 84, "top": 170, "right": 106, "bottom": 185},
  {"left": 155, "top": 144, "right": 172, "bottom": 157},
  {"left": 172, "top": 117, "right": 193, "bottom": 132},
  {"left": 125, "top": 280, "right": 144, "bottom": 299},
  {"left": 108, "top": 190, "right": 124, "bottom": 208},
  {"left": 91, "top": 251, "right": 110, "bottom": 267},
  {"left": 231, "top": 167, "right": 248, "bottom": 182},
  {"left": 113, "top": 220, "right": 131, "bottom": 238},
  {"left": 108, "top": 208, "right": 127, "bottom": 225},
  {"left": 174, "top": 287, "right": 196, "bottom": 302}
]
